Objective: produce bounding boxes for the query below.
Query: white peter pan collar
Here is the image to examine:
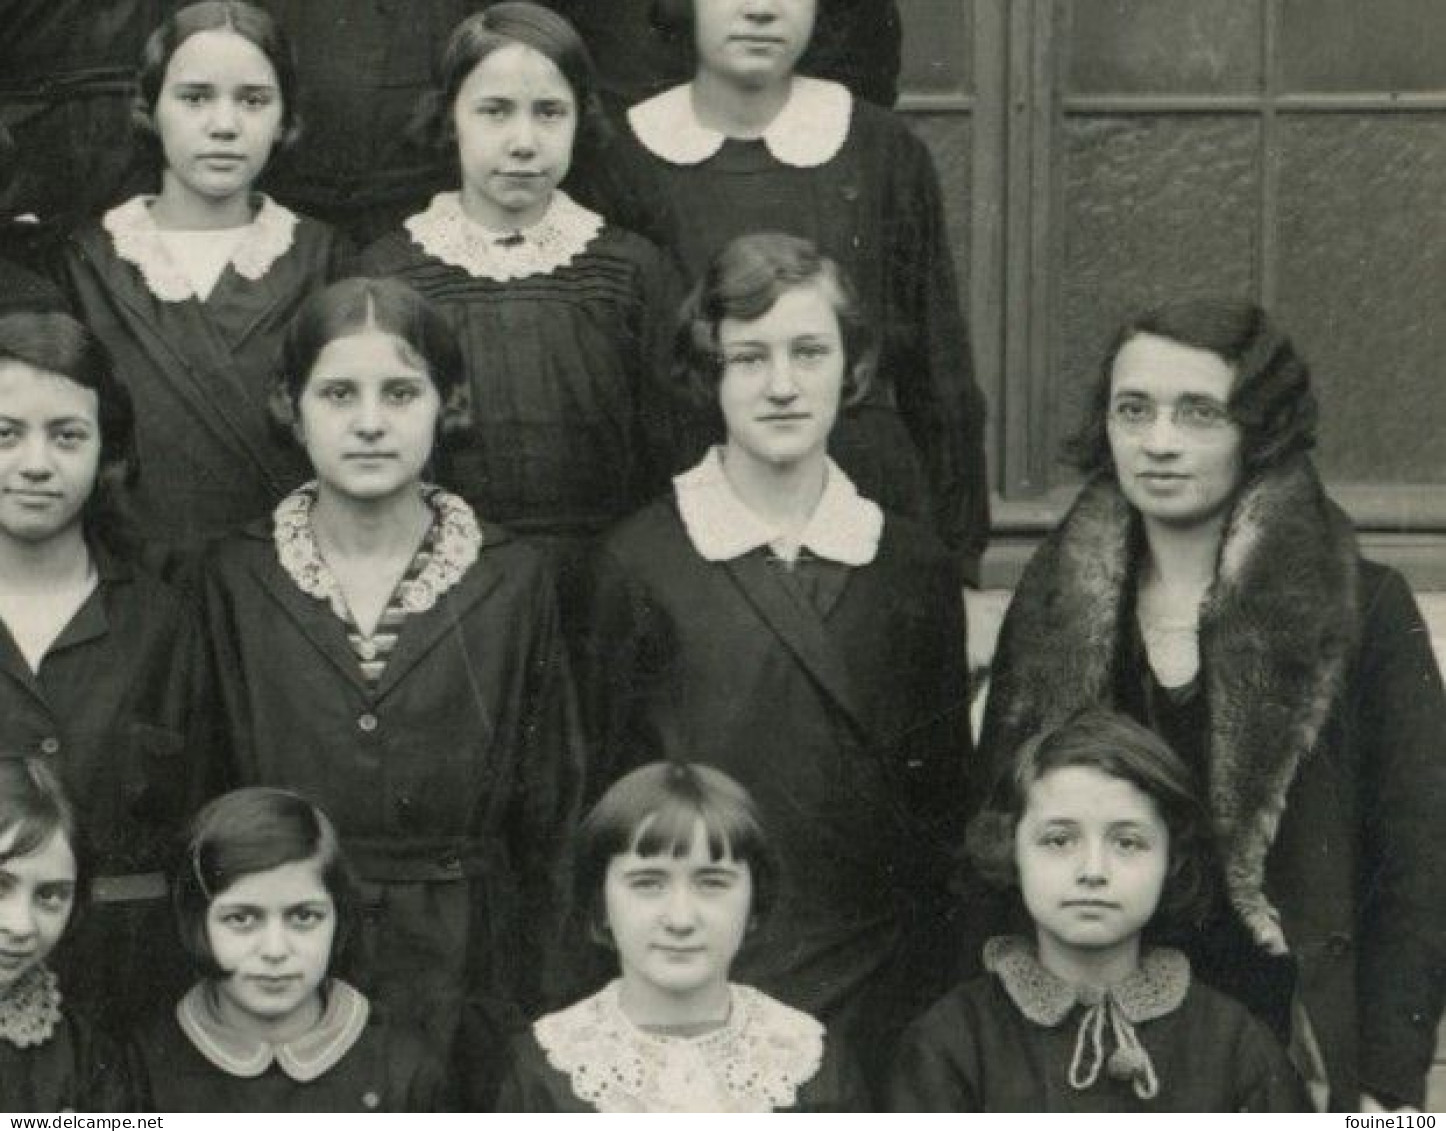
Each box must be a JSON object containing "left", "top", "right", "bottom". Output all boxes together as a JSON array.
[
  {"left": 674, "top": 447, "right": 882, "bottom": 565},
  {"left": 103, "top": 193, "right": 298, "bottom": 303},
  {"left": 176, "top": 979, "right": 370, "bottom": 1082},
  {"left": 628, "top": 77, "right": 852, "bottom": 168}
]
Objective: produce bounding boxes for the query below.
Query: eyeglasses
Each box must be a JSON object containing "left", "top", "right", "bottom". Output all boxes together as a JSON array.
[{"left": 1108, "top": 394, "right": 1233, "bottom": 433}]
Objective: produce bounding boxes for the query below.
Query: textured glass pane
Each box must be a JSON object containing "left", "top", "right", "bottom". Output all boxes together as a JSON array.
[
  {"left": 912, "top": 114, "right": 974, "bottom": 297},
  {"left": 1053, "top": 117, "right": 1260, "bottom": 478},
  {"left": 1067, "top": 0, "right": 1262, "bottom": 94},
  {"left": 901, "top": 0, "right": 973, "bottom": 95},
  {"left": 1281, "top": 0, "right": 1446, "bottom": 93},
  {"left": 1276, "top": 116, "right": 1446, "bottom": 483}
]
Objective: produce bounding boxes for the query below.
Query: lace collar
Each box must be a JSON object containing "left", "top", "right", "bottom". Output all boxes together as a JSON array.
[
  {"left": 177, "top": 979, "right": 369, "bottom": 1082},
  {"left": 985, "top": 935, "right": 1190, "bottom": 1101},
  {"left": 273, "top": 482, "right": 482, "bottom": 618},
  {"left": 403, "top": 190, "right": 603, "bottom": 281},
  {"left": 674, "top": 447, "right": 882, "bottom": 565},
  {"left": 533, "top": 981, "right": 824, "bottom": 1113},
  {"left": 102, "top": 194, "right": 298, "bottom": 303},
  {"left": 628, "top": 77, "right": 852, "bottom": 168},
  {"left": 0, "top": 965, "right": 62, "bottom": 1049}
]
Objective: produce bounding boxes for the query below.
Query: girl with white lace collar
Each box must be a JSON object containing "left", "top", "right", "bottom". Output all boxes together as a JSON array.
[
  {"left": 356, "top": 3, "right": 681, "bottom": 654},
  {"left": 891, "top": 710, "right": 1307, "bottom": 1112},
  {"left": 200, "top": 278, "right": 584, "bottom": 1104},
  {"left": 608, "top": 0, "right": 990, "bottom": 587},
  {"left": 61, "top": 3, "right": 347, "bottom": 566},
  {"left": 0, "top": 758, "right": 137, "bottom": 1111},
  {"left": 498, "top": 762, "right": 866, "bottom": 1112},
  {"left": 135, "top": 788, "right": 445, "bottom": 1111}
]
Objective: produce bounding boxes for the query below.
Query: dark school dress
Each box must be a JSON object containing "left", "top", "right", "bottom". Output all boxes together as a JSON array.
[
  {"left": 200, "top": 485, "right": 584, "bottom": 1096},
  {"left": 356, "top": 190, "right": 681, "bottom": 644},
  {"left": 0, "top": 968, "right": 139, "bottom": 1112},
  {"left": 61, "top": 195, "right": 348, "bottom": 568},
  {"left": 889, "top": 936, "right": 1310, "bottom": 1112},
  {"left": 137, "top": 980, "right": 446, "bottom": 1112},
  {"left": 0, "top": 547, "right": 208, "bottom": 1039},
  {"left": 496, "top": 981, "right": 869, "bottom": 1112},
  {"left": 585, "top": 452, "right": 974, "bottom": 1097},
  {"left": 604, "top": 78, "right": 989, "bottom": 581}
]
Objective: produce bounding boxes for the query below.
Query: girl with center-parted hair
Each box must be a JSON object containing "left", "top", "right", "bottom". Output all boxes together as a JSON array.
[
  {"left": 497, "top": 761, "right": 869, "bottom": 1112},
  {"left": 584, "top": 231, "right": 973, "bottom": 1101},
  {"left": 135, "top": 787, "right": 447, "bottom": 1111},
  {"left": 199, "top": 277, "right": 584, "bottom": 1089},
  {"left": 0, "top": 311, "right": 209, "bottom": 1041},
  {"left": 356, "top": 2, "right": 682, "bottom": 651},
  {"left": 0, "top": 758, "right": 139, "bottom": 1112},
  {"left": 60, "top": 0, "right": 349, "bottom": 570},
  {"left": 890, "top": 709, "right": 1307, "bottom": 1112}
]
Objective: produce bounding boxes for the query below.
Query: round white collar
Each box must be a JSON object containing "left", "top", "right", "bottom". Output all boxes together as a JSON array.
[{"left": 403, "top": 190, "right": 604, "bottom": 281}]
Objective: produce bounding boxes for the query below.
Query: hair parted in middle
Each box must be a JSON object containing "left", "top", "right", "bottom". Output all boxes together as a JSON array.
[
  {"left": 174, "top": 787, "right": 359, "bottom": 980},
  {"left": 1065, "top": 296, "right": 1319, "bottom": 480},
  {"left": 966, "top": 708, "right": 1212, "bottom": 933},
  {"left": 576, "top": 761, "right": 781, "bottom": 945},
  {"left": 672, "top": 230, "right": 877, "bottom": 439}
]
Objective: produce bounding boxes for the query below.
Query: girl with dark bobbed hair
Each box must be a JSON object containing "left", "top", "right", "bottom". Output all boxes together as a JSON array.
[{"left": 979, "top": 297, "right": 1446, "bottom": 1112}]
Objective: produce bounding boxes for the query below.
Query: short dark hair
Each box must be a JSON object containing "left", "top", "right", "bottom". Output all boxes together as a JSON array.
[
  {"left": 174, "top": 787, "right": 359, "bottom": 980},
  {"left": 966, "top": 709, "right": 1211, "bottom": 933},
  {"left": 577, "top": 762, "right": 780, "bottom": 945},
  {"left": 0, "top": 757, "right": 88, "bottom": 944},
  {"left": 271, "top": 276, "right": 471, "bottom": 453},
  {"left": 673, "top": 231, "right": 876, "bottom": 439},
  {"left": 1066, "top": 297, "right": 1318, "bottom": 478},
  {"left": 133, "top": 2, "right": 302, "bottom": 165},
  {"left": 0, "top": 312, "right": 139, "bottom": 555},
  {"left": 411, "top": 2, "right": 609, "bottom": 160}
]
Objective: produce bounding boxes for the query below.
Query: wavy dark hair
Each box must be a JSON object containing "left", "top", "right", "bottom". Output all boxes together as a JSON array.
[
  {"left": 132, "top": 1, "right": 302, "bottom": 167},
  {"left": 0, "top": 311, "right": 139, "bottom": 557},
  {"left": 966, "top": 708, "right": 1212, "bottom": 935},
  {"left": 1066, "top": 297, "right": 1318, "bottom": 479}
]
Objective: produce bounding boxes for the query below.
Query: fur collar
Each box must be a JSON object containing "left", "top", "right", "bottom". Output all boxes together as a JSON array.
[{"left": 987, "top": 458, "right": 1360, "bottom": 953}]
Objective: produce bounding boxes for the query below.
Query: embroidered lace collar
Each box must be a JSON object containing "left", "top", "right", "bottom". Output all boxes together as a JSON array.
[
  {"left": 0, "top": 965, "right": 62, "bottom": 1049},
  {"left": 533, "top": 981, "right": 824, "bottom": 1112},
  {"left": 985, "top": 935, "right": 1190, "bottom": 1101},
  {"left": 674, "top": 446, "right": 881, "bottom": 565},
  {"left": 176, "top": 979, "right": 369, "bottom": 1082},
  {"left": 273, "top": 482, "right": 482, "bottom": 617},
  {"left": 404, "top": 190, "right": 603, "bottom": 281},
  {"left": 628, "top": 77, "right": 852, "bottom": 168},
  {"left": 103, "top": 194, "right": 298, "bottom": 303}
]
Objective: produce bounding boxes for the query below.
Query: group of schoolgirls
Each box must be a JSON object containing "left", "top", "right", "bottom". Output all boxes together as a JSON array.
[{"left": 0, "top": 0, "right": 1312, "bottom": 1113}]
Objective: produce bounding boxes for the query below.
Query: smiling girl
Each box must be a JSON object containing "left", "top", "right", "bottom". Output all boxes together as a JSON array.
[
  {"left": 200, "top": 277, "right": 582, "bottom": 1091},
  {"left": 891, "top": 710, "right": 1306, "bottom": 1112},
  {"left": 136, "top": 788, "right": 445, "bottom": 1111},
  {"left": 62, "top": 1, "right": 347, "bottom": 568}
]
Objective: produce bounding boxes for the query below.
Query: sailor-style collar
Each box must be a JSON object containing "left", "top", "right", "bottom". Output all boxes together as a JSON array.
[
  {"left": 628, "top": 77, "right": 853, "bottom": 168},
  {"left": 0, "top": 965, "right": 62, "bottom": 1049},
  {"left": 404, "top": 190, "right": 604, "bottom": 281},
  {"left": 674, "top": 447, "right": 882, "bottom": 565},
  {"left": 104, "top": 194, "right": 298, "bottom": 303},
  {"left": 176, "top": 979, "right": 370, "bottom": 1082},
  {"left": 533, "top": 981, "right": 824, "bottom": 1112}
]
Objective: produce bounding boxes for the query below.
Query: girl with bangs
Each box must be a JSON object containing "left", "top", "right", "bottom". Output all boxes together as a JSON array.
[{"left": 497, "top": 761, "right": 867, "bottom": 1112}]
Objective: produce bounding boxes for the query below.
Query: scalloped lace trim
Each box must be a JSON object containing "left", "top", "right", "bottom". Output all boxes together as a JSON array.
[
  {"left": 103, "top": 194, "right": 298, "bottom": 303},
  {"left": 403, "top": 190, "right": 603, "bottom": 281},
  {"left": 533, "top": 981, "right": 824, "bottom": 1112},
  {"left": 0, "top": 965, "right": 61, "bottom": 1049}
]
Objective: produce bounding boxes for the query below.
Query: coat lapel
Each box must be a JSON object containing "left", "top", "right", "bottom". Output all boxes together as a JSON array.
[{"left": 721, "top": 551, "right": 868, "bottom": 737}]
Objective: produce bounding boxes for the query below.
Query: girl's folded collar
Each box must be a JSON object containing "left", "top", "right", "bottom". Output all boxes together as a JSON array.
[
  {"left": 176, "top": 978, "right": 369, "bottom": 1083},
  {"left": 403, "top": 190, "right": 604, "bottom": 282},
  {"left": 674, "top": 447, "right": 882, "bottom": 566},
  {"left": 273, "top": 482, "right": 482, "bottom": 618},
  {"left": 628, "top": 77, "right": 854, "bottom": 169},
  {"left": 534, "top": 980, "right": 824, "bottom": 1113},
  {"left": 0, "top": 965, "right": 62, "bottom": 1049},
  {"left": 103, "top": 194, "right": 299, "bottom": 304},
  {"left": 985, "top": 934, "right": 1190, "bottom": 1026}
]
